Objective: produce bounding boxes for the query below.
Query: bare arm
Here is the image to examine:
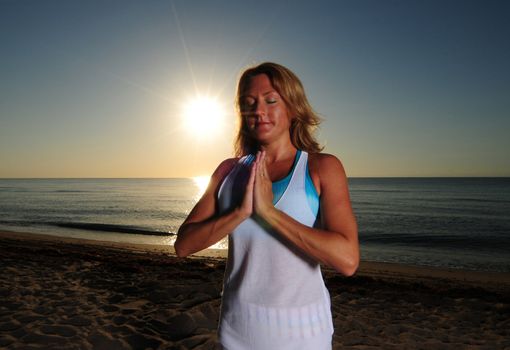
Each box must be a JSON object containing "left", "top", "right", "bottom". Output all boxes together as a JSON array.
[
  {"left": 174, "top": 158, "right": 255, "bottom": 258},
  {"left": 253, "top": 152, "right": 359, "bottom": 276}
]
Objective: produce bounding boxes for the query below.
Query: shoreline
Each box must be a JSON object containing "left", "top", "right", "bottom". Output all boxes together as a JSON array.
[
  {"left": 1, "top": 229, "right": 510, "bottom": 349},
  {"left": 0, "top": 229, "right": 228, "bottom": 259},
  {"left": 1, "top": 229, "right": 509, "bottom": 290}
]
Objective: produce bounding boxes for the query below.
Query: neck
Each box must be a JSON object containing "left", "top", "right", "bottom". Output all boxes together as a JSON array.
[{"left": 259, "top": 138, "right": 297, "bottom": 163}]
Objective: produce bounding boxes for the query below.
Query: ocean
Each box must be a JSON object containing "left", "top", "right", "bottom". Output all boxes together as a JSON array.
[{"left": 0, "top": 178, "right": 509, "bottom": 272}]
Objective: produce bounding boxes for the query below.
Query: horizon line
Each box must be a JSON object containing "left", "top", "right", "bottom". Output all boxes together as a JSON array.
[{"left": 1, "top": 176, "right": 509, "bottom": 180}]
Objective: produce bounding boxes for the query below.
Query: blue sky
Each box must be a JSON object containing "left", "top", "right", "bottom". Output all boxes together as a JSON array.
[{"left": 1, "top": 0, "right": 509, "bottom": 177}]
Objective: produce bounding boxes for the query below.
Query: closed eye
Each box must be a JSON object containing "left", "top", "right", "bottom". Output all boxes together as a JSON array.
[{"left": 240, "top": 99, "right": 255, "bottom": 111}]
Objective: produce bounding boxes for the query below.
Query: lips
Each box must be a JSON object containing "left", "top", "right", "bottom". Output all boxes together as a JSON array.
[{"left": 256, "top": 121, "right": 271, "bottom": 128}]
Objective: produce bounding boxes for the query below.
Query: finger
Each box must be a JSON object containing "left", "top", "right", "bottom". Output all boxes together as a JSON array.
[
  {"left": 247, "top": 162, "right": 257, "bottom": 203},
  {"left": 256, "top": 151, "right": 263, "bottom": 178},
  {"left": 247, "top": 161, "right": 256, "bottom": 192},
  {"left": 256, "top": 150, "right": 261, "bottom": 165},
  {"left": 240, "top": 161, "right": 255, "bottom": 216},
  {"left": 261, "top": 151, "right": 269, "bottom": 179}
]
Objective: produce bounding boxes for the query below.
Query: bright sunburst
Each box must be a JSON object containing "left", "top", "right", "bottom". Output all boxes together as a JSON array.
[
  {"left": 193, "top": 175, "right": 210, "bottom": 197},
  {"left": 182, "top": 95, "right": 225, "bottom": 138}
]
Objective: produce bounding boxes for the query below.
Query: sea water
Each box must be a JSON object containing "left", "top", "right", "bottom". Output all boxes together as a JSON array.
[{"left": 0, "top": 178, "right": 509, "bottom": 272}]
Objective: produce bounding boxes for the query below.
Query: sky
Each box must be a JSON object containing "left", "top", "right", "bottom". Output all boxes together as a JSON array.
[{"left": 1, "top": 0, "right": 509, "bottom": 178}]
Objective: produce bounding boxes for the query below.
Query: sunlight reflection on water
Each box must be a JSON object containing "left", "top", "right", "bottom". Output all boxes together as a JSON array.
[{"left": 192, "top": 176, "right": 210, "bottom": 200}]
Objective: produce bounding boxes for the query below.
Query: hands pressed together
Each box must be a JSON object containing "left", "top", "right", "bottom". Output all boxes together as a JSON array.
[
  {"left": 177, "top": 149, "right": 359, "bottom": 274},
  {"left": 239, "top": 151, "right": 275, "bottom": 220}
]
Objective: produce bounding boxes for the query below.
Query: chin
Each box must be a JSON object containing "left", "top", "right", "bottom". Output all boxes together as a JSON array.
[{"left": 254, "top": 134, "right": 272, "bottom": 144}]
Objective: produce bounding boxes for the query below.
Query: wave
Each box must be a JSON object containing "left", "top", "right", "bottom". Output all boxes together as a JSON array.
[
  {"left": 360, "top": 233, "right": 510, "bottom": 252},
  {"left": 50, "top": 222, "right": 175, "bottom": 236},
  {"left": 352, "top": 189, "right": 408, "bottom": 193},
  {"left": 53, "top": 190, "right": 92, "bottom": 193}
]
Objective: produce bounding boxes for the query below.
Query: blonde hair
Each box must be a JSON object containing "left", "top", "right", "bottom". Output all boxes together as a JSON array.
[{"left": 234, "top": 62, "right": 323, "bottom": 156}]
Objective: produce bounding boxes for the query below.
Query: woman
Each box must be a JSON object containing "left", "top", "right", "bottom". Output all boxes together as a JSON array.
[{"left": 175, "top": 62, "right": 359, "bottom": 349}]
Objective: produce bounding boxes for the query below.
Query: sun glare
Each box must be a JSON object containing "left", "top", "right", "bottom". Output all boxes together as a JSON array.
[
  {"left": 193, "top": 175, "right": 210, "bottom": 198},
  {"left": 182, "top": 96, "right": 225, "bottom": 138}
]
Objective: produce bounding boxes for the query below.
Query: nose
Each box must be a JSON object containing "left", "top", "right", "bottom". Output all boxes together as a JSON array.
[{"left": 254, "top": 100, "right": 266, "bottom": 118}]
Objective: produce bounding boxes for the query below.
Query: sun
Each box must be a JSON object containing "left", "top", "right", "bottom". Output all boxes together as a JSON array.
[{"left": 181, "top": 95, "right": 225, "bottom": 138}]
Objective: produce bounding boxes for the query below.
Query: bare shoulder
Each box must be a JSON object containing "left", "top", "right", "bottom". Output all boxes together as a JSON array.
[
  {"left": 208, "top": 157, "right": 239, "bottom": 191},
  {"left": 308, "top": 152, "right": 344, "bottom": 170},
  {"left": 308, "top": 153, "right": 348, "bottom": 193},
  {"left": 212, "top": 157, "right": 239, "bottom": 180},
  {"left": 184, "top": 157, "right": 239, "bottom": 222}
]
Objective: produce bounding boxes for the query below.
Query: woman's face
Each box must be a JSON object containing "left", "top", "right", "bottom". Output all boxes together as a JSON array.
[{"left": 240, "top": 74, "right": 291, "bottom": 144}]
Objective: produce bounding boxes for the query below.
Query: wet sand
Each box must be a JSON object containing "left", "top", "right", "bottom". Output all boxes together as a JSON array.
[{"left": 1, "top": 230, "right": 509, "bottom": 349}]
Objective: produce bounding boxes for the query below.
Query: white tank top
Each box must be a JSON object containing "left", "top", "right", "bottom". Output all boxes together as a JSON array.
[{"left": 217, "top": 151, "right": 334, "bottom": 342}]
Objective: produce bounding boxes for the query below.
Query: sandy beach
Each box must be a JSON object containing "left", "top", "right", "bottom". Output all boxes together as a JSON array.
[{"left": 1, "top": 230, "right": 509, "bottom": 349}]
